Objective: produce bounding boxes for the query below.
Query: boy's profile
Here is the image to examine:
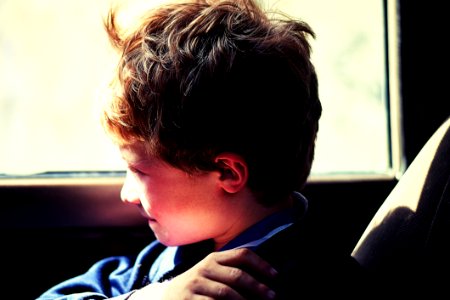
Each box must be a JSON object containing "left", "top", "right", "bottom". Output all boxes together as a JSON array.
[{"left": 38, "top": 0, "right": 362, "bottom": 299}]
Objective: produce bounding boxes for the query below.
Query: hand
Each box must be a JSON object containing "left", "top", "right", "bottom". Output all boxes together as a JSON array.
[{"left": 131, "top": 248, "right": 278, "bottom": 300}]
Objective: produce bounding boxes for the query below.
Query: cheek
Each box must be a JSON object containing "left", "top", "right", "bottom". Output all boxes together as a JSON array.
[
  {"left": 131, "top": 176, "right": 160, "bottom": 210},
  {"left": 140, "top": 180, "right": 182, "bottom": 214},
  {"left": 144, "top": 172, "right": 221, "bottom": 222},
  {"left": 151, "top": 188, "right": 208, "bottom": 223}
]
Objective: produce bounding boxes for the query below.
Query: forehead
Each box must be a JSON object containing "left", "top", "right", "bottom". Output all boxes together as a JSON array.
[{"left": 119, "top": 142, "right": 153, "bottom": 164}]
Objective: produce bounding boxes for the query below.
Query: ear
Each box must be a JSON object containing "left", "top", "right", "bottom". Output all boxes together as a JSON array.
[{"left": 214, "top": 153, "right": 248, "bottom": 194}]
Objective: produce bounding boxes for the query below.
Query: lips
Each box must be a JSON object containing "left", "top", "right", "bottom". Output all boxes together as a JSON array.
[{"left": 137, "top": 204, "right": 156, "bottom": 221}]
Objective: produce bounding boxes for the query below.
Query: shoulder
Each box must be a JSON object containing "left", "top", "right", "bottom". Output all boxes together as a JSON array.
[{"left": 254, "top": 220, "right": 366, "bottom": 299}]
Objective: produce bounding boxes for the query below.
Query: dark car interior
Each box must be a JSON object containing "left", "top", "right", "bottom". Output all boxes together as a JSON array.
[
  {"left": 352, "top": 117, "right": 450, "bottom": 297},
  {"left": 1, "top": 1, "right": 449, "bottom": 299}
]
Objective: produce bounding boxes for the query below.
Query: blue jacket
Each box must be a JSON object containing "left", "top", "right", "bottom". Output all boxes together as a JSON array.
[{"left": 37, "top": 192, "right": 364, "bottom": 299}]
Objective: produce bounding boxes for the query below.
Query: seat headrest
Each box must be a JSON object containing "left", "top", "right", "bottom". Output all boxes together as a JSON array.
[{"left": 352, "top": 117, "right": 450, "bottom": 275}]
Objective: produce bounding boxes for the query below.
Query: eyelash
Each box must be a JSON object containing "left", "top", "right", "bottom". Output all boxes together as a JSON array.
[{"left": 128, "top": 166, "right": 144, "bottom": 176}]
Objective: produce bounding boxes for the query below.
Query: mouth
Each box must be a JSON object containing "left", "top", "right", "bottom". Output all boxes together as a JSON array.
[{"left": 137, "top": 205, "right": 156, "bottom": 222}]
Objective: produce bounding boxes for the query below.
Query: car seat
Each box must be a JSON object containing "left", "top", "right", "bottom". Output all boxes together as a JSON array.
[{"left": 351, "top": 117, "right": 450, "bottom": 296}]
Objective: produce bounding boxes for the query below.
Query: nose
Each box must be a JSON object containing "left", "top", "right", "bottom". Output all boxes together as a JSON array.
[{"left": 120, "top": 171, "right": 141, "bottom": 205}]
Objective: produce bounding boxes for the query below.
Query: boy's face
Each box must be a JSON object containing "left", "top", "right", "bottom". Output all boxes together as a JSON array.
[{"left": 119, "top": 142, "right": 238, "bottom": 247}]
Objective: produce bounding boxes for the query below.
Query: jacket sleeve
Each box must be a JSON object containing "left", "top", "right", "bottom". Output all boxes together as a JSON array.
[{"left": 36, "top": 240, "right": 165, "bottom": 300}]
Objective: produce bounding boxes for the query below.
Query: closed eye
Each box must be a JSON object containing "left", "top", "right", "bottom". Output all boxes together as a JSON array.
[{"left": 128, "top": 165, "right": 145, "bottom": 176}]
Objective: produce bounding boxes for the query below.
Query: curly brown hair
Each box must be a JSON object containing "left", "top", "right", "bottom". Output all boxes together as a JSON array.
[{"left": 102, "top": 0, "right": 322, "bottom": 205}]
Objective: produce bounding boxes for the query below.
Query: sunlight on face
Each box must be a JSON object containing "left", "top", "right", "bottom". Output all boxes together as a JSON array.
[{"left": 119, "top": 142, "right": 236, "bottom": 246}]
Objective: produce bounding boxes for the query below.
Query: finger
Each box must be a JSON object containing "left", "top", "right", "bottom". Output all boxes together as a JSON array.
[
  {"left": 192, "top": 278, "right": 246, "bottom": 300},
  {"left": 215, "top": 248, "right": 278, "bottom": 279},
  {"left": 199, "top": 255, "right": 276, "bottom": 300},
  {"left": 169, "top": 267, "right": 246, "bottom": 300}
]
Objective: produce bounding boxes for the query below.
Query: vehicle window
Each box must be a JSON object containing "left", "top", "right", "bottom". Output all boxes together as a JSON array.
[{"left": 0, "top": 0, "right": 400, "bottom": 179}]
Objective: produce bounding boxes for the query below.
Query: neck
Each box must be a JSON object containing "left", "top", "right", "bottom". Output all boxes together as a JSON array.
[{"left": 213, "top": 192, "right": 294, "bottom": 250}]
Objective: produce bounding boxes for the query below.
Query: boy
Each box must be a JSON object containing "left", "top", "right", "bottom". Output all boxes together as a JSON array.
[{"left": 38, "top": 0, "right": 361, "bottom": 299}]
